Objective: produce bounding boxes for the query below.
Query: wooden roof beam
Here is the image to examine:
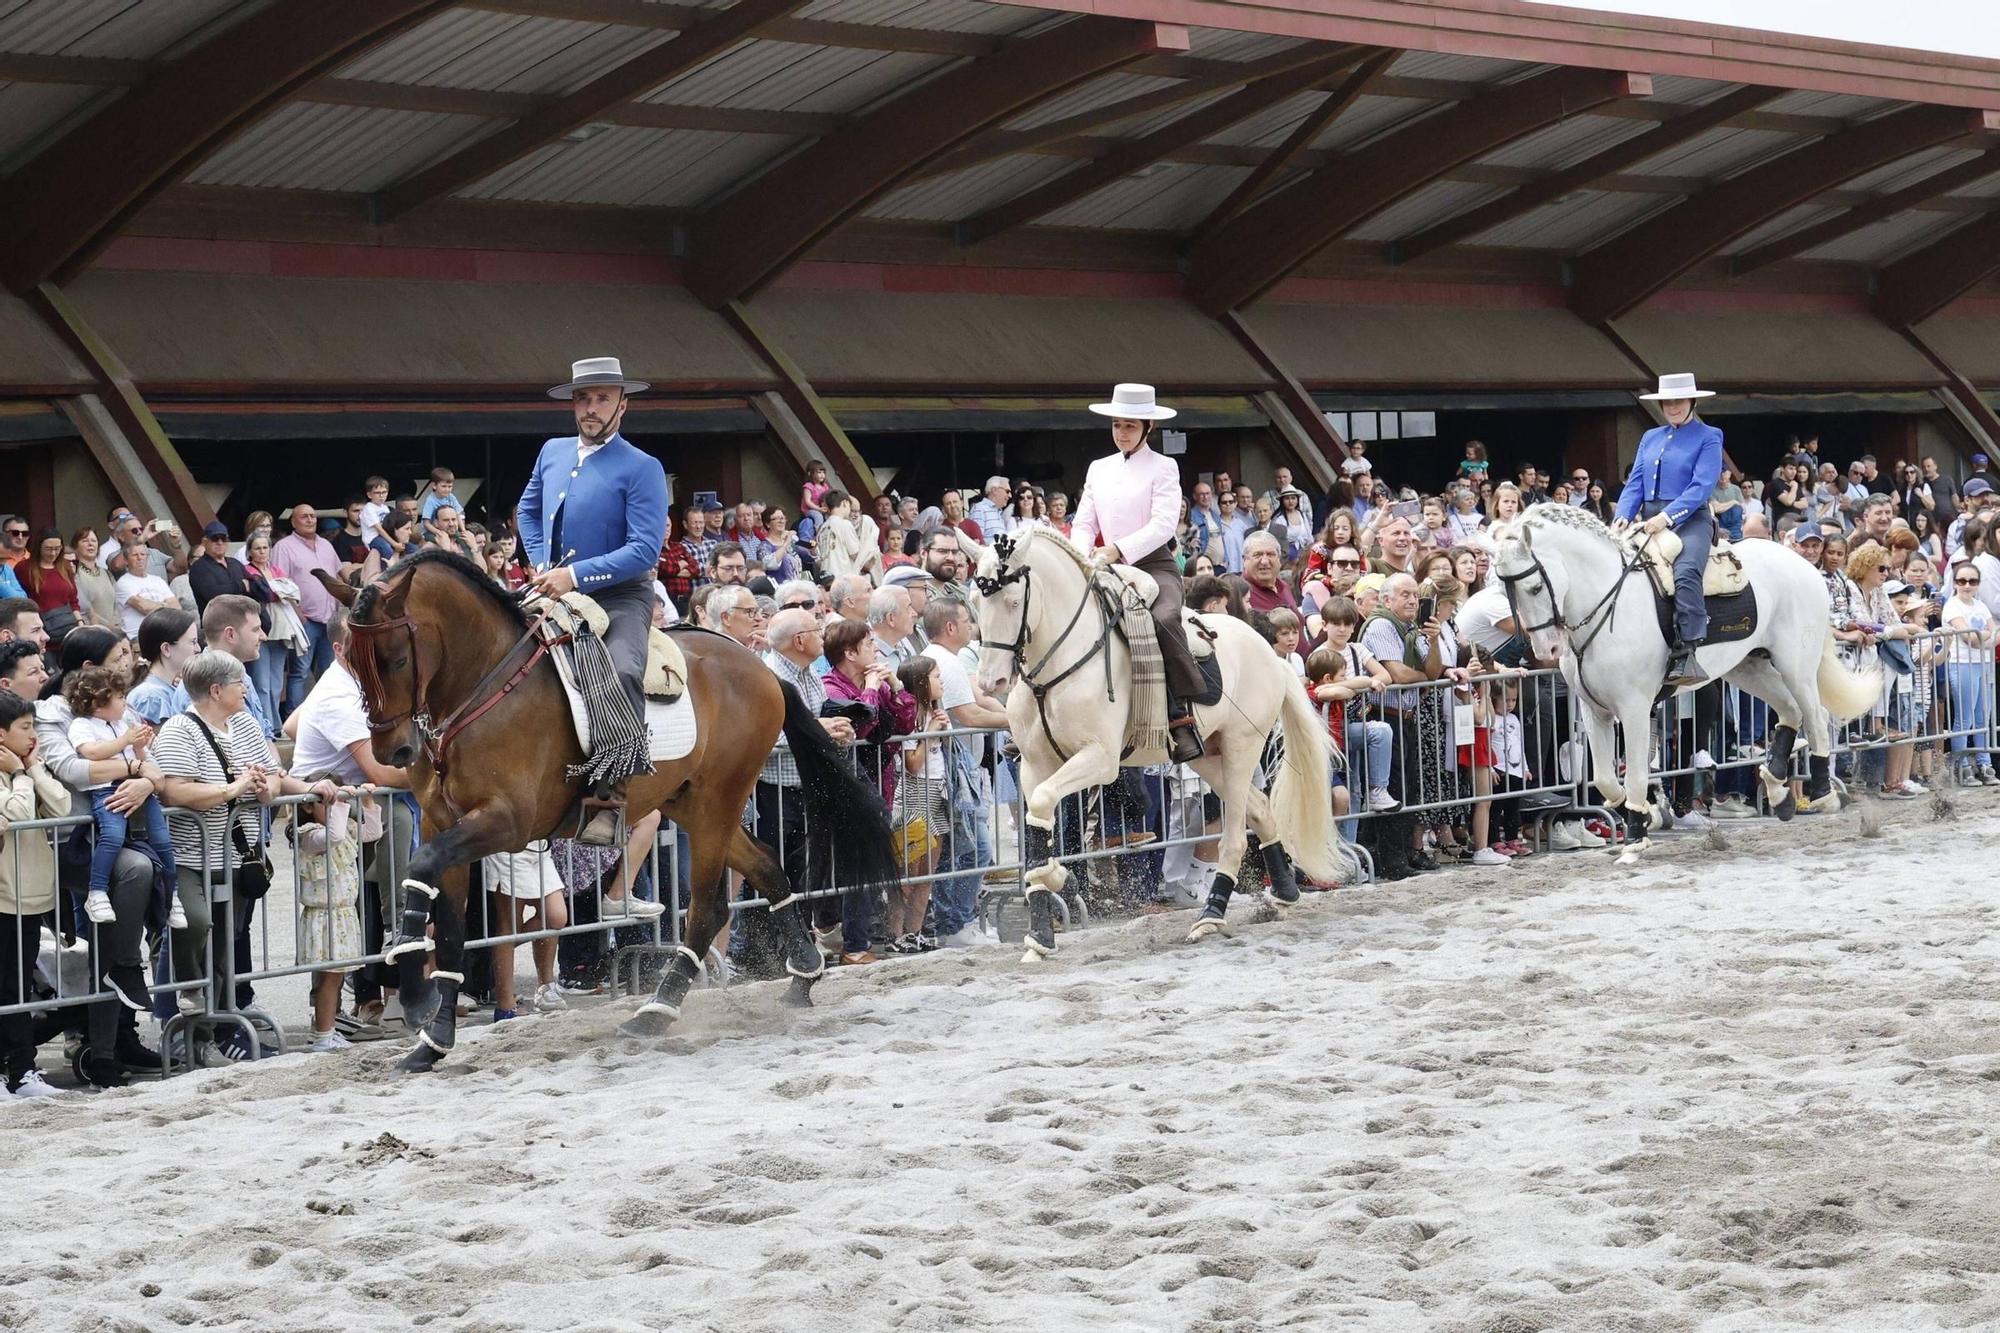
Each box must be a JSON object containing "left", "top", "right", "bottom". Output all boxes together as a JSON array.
[
  {"left": 0, "top": 0, "right": 452, "bottom": 293},
  {"left": 1187, "top": 66, "right": 1652, "bottom": 315},
  {"left": 1733, "top": 147, "right": 2000, "bottom": 274},
  {"left": 925, "top": 41, "right": 1365, "bottom": 180},
  {"left": 1570, "top": 103, "right": 2000, "bottom": 323},
  {"left": 958, "top": 46, "right": 1366, "bottom": 247},
  {"left": 1875, "top": 211, "right": 2000, "bottom": 326},
  {"left": 683, "top": 17, "right": 1188, "bottom": 307},
  {"left": 1391, "top": 84, "right": 1781, "bottom": 264},
  {"left": 1191, "top": 49, "right": 1396, "bottom": 242},
  {"left": 376, "top": 0, "right": 809, "bottom": 219}
]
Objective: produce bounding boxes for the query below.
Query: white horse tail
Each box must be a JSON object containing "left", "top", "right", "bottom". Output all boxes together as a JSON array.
[
  {"left": 1270, "top": 670, "right": 1345, "bottom": 886},
  {"left": 1815, "top": 632, "right": 1885, "bottom": 722}
]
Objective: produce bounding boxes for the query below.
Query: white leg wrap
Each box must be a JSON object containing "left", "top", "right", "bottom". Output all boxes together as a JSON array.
[
  {"left": 637, "top": 999, "right": 682, "bottom": 1019},
  {"left": 384, "top": 938, "right": 435, "bottom": 961},
  {"left": 430, "top": 970, "right": 464, "bottom": 985},
  {"left": 674, "top": 945, "right": 703, "bottom": 975},
  {"left": 402, "top": 878, "right": 439, "bottom": 899},
  {"left": 417, "top": 1031, "right": 448, "bottom": 1054}
]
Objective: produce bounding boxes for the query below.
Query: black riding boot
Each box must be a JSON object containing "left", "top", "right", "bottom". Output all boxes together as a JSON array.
[
  {"left": 1167, "top": 694, "right": 1204, "bottom": 765},
  {"left": 1665, "top": 638, "right": 1707, "bottom": 688}
]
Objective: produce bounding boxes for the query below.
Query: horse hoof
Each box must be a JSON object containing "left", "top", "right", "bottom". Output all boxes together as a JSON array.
[
  {"left": 1261, "top": 888, "right": 1299, "bottom": 909},
  {"left": 395, "top": 1043, "right": 443, "bottom": 1075},
  {"left": 1020, "top": 949, "right": 1045, "bottom": 965},
  {"left": 782, "top": 976, "right": 815, "bottom": 1009},
  {"left": 1186, "top": 916, "right": 1225, "bottom": 943},
  {"left": 620, "top": 1009, "right": 675, "bottom": 1038}
]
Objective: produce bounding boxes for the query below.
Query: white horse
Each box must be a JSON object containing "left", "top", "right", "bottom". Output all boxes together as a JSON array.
[
  {"left": 973, "top": 527, "right": 1344, "bottom": 958},
  {"left": 1492, "top": 503, "right": 1881, "bottom": 851}
]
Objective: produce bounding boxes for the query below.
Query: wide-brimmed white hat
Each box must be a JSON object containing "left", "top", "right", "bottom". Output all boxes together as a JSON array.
[
  {"left": 547, "top": 356, "right": 650, "bottom": 399},
  {"left": 1089, "top": 383, "right": 1177, "bottom": 421},
  {"left": 1637, "top": 371, "right": 1715, "bottom": 401}
]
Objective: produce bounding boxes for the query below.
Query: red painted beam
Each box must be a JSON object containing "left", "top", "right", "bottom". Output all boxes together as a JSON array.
[
  {"left": 1187, "top": 66, "right": 1651, "bottom": 315},
  {"left": 1733, "top": 147, "right": 2000, "bottom": 275},
  {"left": 1392, "top": 84, "right": 1781, "bottom": 265},
  {"left": 682, "top": 17, "right": 1188, "bottom": 308},
  {"left": 1874, "top": 211, "right": 2000, "bottom": 327},
  {"left": 0, "top": 0, "right": 452, "bottom": 294},
  {"left": 376, "top": 0, "right": 809, "bottom": 221},
  {"left": 959, "top": 45, "right": 1364, "bottom": 247},
  {"left": 1571, "top": 104, "right": 2000, "bottom": 324},
  {"left": 1190, "top": 49, "right": 1395, "bottom": 243}
]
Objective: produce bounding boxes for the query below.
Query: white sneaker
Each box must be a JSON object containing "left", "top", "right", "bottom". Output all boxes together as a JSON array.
[
  {"left": 1672, "top": 810, "right": 1712, "bottom": 831},
  {"left": 1898, "top": 779, "right": 1928, "bottom": 796},
  {"left": 1471, "top": 847, "right": 1510, "bottom": 867},
  {"left": 1366, "top": 787, "right": 1400, "bottom": 812},
  {"left": 167, "top": 894, "right": 188, "bottom": 930},
  {"left": 1692, "top": 749, "right": 1716, "bottom": 770},
  {"left": 308, "top": 1030, "right": 353, "bottom": 1053},
  {"left": 10, "top": 1070, "right": 65, "bottom": 1099},
  {"left": 1548, "top": 823, "right": 1583, "bottom": 851},
  {"left": 598, "top": 895, "right": 666, "bottom": 921},
  {"left": 534, "top": 982, "right": 568, "bottom": 1012},
  {"left": 84, "top": 890, "right": 115, "bottom": 924},
  {"left": 936, "top": 923, "right": 982, "bottom": 949},
  {"left": 1566, "top": 822, "right": 1607, "bottom": 848},
  {"left": 1710, "top": 795, "right": 1758, "bottom": 820}
]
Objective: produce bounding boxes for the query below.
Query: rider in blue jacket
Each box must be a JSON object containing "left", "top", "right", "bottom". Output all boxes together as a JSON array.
[
  {"left": 1614, "top": 373, "right": 1724, "bottom": 687},
  {"left": 518, "top": 357, "right": 668, "bottom": 844}
]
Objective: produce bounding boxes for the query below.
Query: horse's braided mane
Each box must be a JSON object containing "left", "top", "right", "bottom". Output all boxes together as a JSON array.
[
  {"left": 1522, "top": 501, "right": 1614, "bottom": 542},
  {"left": 353, "top": 548, "right": 525, "bottom": 625},
  {"left": 1017, "top": 522, "right": 1097, "bottom": 575}
]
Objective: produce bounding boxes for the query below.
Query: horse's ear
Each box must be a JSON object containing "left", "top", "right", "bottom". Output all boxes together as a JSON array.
[{"left": 312, "top": 569, "right": 359, "bottom": 607}]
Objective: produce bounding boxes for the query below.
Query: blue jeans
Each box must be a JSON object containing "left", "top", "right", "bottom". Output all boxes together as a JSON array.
[
  {"left": 87, "top": 789, "right": 174, "bottom": 895},
  {"left": 284, "top": 619, "right": 333, "bottom": 715},
  {"left": 1640, "top": 502, "right": 1712, "bottom": 642},
  {"left": 1347, "top": 719, "right": 1394, "bottom": 794},
  {"left": 1945, "top": 662, "right": 1989, "bottom": 768},
  {"left": 253, "top": 641, "right": 290, "bottom": 731}
]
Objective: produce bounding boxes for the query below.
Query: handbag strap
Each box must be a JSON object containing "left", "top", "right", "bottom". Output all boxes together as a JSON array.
[{"left": 187, "top": 711, "right": 259, "bottom": 861}]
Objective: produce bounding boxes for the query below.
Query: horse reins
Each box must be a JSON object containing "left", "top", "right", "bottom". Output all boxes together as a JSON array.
[
  {"left": 1496, "top": 523, "right": 1652, "bottom": 715},
  {"left": 979, "top": 543, "right": 1127, "bottom": 764},
  {"left": 347, "top": 582, "right": 568, "bottom": 813}
]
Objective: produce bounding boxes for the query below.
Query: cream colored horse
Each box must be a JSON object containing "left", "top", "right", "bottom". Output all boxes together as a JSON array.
[{"left": 974, "top": 527, "right": 1343, "bottom": 958}]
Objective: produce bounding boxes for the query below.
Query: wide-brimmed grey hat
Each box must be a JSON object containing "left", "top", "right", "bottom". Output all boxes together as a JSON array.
[{"left": 546, "top": 356, "right": 649, "bottom": 399}]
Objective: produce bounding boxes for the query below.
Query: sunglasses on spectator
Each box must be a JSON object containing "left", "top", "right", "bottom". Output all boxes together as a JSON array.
[
  {"left": 3, "top": 528, "right": 26, "bottom": 539},
  {"left": 1957, "top": 577, "right": 1981, "bottom": 586},
  {"left": 780, "top": 599, "right": 815, "bottom": 610},
  {"left": 1331, "top": 559, "right": 1361, "bottom": 568}
]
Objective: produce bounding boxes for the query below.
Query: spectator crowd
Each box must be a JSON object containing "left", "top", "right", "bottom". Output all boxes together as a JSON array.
[{"left": 5, "top": 427, "right": 2000, "bottom": 1099}]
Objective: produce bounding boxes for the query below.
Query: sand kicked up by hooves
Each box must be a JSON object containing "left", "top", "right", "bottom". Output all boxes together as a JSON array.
[{"left": 7, "top": 798, "right": 2000, "bottom": 1332}]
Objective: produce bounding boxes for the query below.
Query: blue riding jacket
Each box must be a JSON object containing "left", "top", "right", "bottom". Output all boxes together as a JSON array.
[
  {"left": 517, "top": 432, "right": 668, "bottom": 592},
  {"left": 1615, "top": 417, "right": 1724, "bottom": 528}
]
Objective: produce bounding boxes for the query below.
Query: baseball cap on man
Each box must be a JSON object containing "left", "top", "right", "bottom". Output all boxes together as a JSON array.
[
  {"left": 1794, "top": 523, "right": 1826, "bottom": 544},
  {"left": 201, "top": 521, "right": 230, "bottom": 539},
  {"left": 1965, "top": 478, "right": 1995, "bottom": 498}
]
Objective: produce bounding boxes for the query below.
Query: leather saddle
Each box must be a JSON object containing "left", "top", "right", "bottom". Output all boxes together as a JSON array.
[
  {"left": 522, "top": 589, "right": 687, "bottom": 702},
  {"left": 1624, "top": 529, "right": 1759, "bottom": 648}
]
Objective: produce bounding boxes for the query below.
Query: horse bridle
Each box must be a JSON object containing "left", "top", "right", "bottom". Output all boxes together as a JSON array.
[
  {"left": 1495, "top": 522, "right": 1649, "bottom": 712},
  {"left": 975, "top": 533, "right": 1125, "bottom": 762}
]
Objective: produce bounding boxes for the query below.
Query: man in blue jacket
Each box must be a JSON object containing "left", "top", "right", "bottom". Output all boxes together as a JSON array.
[
  {"left": 1614, "top": 372, "right": 1724, "bottom": 688},
  {"left": 519, "top": 358, "right": 669, "bottom": 844}
]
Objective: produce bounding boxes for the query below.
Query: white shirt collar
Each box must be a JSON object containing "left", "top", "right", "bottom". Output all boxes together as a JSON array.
[{"left": 577, "top": 431, "right": 619, "bottom": 462}]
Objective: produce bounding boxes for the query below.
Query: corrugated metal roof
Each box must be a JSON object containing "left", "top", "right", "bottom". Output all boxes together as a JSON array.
[
  {"left": 1313, "top": 94, "right": 1447, "bottom": 152},
  {"left": 793, "top": 0, "right": 1043, "bottom": 34},
  {"left": 1841, "top": 144, "right": 1980, "bottom": 194},
  {"left": 1186, "top": 29, "right": 1306, "bottom": 62},
  {"left": 865, "top": 152, "right": 1077, "bottom": 220},
  {"left": 1387, "top": 50, "right": 1524, "bottom": 83},
  {"left": 1721, "top": 202, "right": 1845, "bottom": 254},
  {"left": 462, "top": 123, "right": 786, "bottom": 207},
  {"left": 1205, "top": 91, "right": 1325, "bottom": 148},
  {"left": 1759, "top": 89, "right": 1891, "bottom": 120},
  {"left": 185, "top": 103, "right": 491, "bottom": 193},
  {"left": 1002, "top": 72, "right": 1193, "bottom": 132},
  {"left": 1039, "top": 162, "right": 1245, "bottom": 231},
  {"left": 335, "top": 9, "right": 677, "bottom": 96},
  {"left": 1630, "top": 124, "right": 1799, "bottom": 178},
  {"left": 0, "top": 0, "right": 253, "bottom": 59},
  {"left": 1946, "top": 169, "right": 2000, "bottom": 199},
  {"left": 1644, "top": 74, "right": 1737, "bottom": 106},
  {"left": 0, "top": 80, "right": 104, "bottom": 171},
  {"left": 1477, "top": 113, "right": 1655, "bottom": 171},
  {"left": 1347, "top": 178, "right": 1509, "bottom": 242},
  {"left": 1475, "top": 189, "right": 1671, "bottom": 250},
  {"left": 640, "top": 39, "right": 949, "bottom": 114},
  {"left": 1803, "top": 209, "right": 1972, "bottom": 264}
]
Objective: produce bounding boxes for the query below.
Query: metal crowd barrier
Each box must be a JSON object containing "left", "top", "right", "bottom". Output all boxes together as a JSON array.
[{"left": 8, "top": 626, "right": 1999, "bottom": 1082}]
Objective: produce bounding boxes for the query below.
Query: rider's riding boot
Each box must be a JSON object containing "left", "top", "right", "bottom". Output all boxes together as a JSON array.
[
  {"left": 1666, "top": 638, "right": 1707, "bottom": 687},
  {"left": 1167, "top": 697, "right": 1204, "bottom": 765},
  {"left": 579, "top": 779, "right": 627, "bottom": 847}
]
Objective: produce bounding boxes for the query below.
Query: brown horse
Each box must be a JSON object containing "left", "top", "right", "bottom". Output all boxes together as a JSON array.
[{"left": 315, "top": 551, "right": 897, "bottom": 1073}]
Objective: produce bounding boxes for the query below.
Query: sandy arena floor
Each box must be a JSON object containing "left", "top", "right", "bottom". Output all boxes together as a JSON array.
[{"left": 6, "top": 795, "right": 2000, "bottom": 1332}]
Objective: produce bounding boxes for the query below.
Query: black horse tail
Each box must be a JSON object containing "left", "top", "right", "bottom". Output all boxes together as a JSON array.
[{"left": 777, "top": 680, "right": 903, "bottom": 894}]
